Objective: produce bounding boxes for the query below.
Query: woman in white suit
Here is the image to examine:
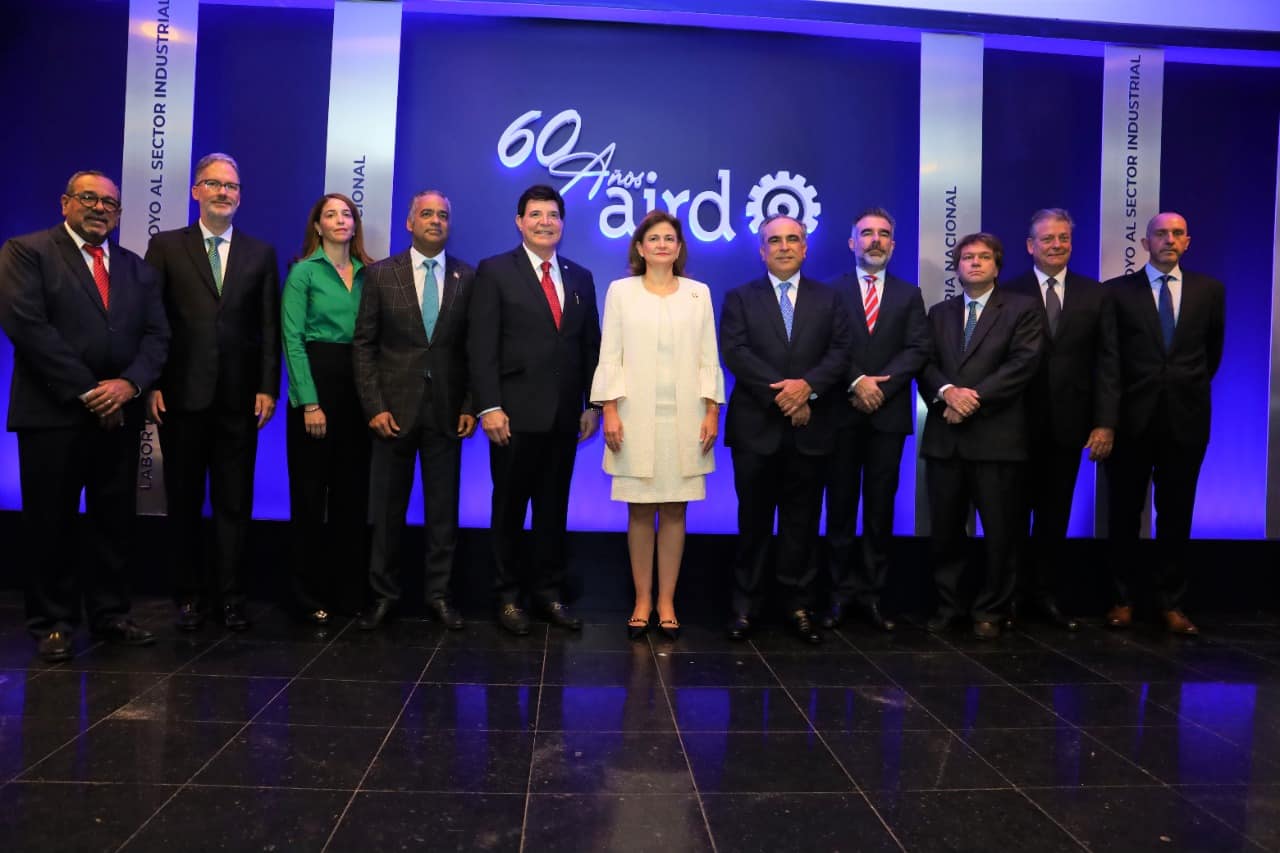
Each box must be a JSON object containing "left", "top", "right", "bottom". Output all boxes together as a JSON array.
[{"left": 591, "top": 211, "right": 725, "bottom": 640}]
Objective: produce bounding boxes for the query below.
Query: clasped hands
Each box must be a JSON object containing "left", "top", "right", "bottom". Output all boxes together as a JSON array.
[
  {"left": 769, "top": 378, "right": 812, "bottom": 427},
  {"left": 849, "top": 375, "right": 890, "bottom": 414},
  {"left": 83, "top": 378, "right": 135, "bottom": 430},
  {"left": 941, "top": 386, "right": 981, "bottom": 425}
]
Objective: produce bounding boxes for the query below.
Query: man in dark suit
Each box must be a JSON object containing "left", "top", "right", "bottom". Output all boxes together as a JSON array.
[
  {"left": 354, "top": 189, "right": 476, "bottom": 631},
  {"left": 468, "top": 185, "right": 601, "bottom": 635},
  {"left": 1103, "top": 212, "right": 1224, "bottom": 636},
  {"left": 919, "top": 232, "right": 1042, "bottom": 640},
  {"left": 819, "top": 207, "right": 929, "bottom": 632},
  {"left": 0, "top": 170, "right": 170, "bottom": 660},
  {"left": 145, "top": 153, "right": 281, "bottom": 632},
  {"left": 1002, "top": 208, "right": 1119, "bottom": 631},
  {"left": 721, "top": 214, "right": 852, "bottom": 644}
]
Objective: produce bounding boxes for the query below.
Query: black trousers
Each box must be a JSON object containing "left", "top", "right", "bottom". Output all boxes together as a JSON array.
[
  {"left": 286, "top": 343, "right": 371, "bottom": 614},
  {"left": 159, "top": 402, "right": 259, "bottom": 610},
  {"left": 927, "top": 457, "right": 1022, "bottom": 623},
  {"left": 18, "top": 420, "right": 139, "bottom": 636},
  {"left": 821, "top": 425, "right": 907, "bottom": 608},
  {"left": 1105, "top": 421, "right": 1206, "bottom": 611},
  {"left": 488, "top": 429, "right": 578, "bottom": 607},
  {"left": 1019, "top": 441, "right": 1084, "bottom": 604},
  {"left": 730, "top": 437, "right": 826, "bottom": 615},
  {"left": 368, "top": 381, "right": 461, "bottom": 606}
]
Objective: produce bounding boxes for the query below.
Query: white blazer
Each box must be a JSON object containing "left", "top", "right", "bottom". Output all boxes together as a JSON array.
[{"left": 590, "top": 276, "right": 725, "bottom": 478}]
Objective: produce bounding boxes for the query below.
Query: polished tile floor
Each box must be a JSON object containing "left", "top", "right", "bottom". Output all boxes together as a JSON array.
[{"left": 2, "top": 595, "right": 1279, "bottom": 852}]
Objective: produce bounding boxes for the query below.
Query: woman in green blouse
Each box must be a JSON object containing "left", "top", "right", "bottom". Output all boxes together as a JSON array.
[{"left": 282, "top": 193, "right": 375, "bottom": 624}]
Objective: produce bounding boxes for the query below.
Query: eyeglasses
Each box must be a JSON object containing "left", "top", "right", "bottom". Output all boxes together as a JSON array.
[
  {"left": 66, "top": 192, "right": 121, "bottom": 212},
  {"left": 195, "top": 179, "right": 241, "bottom": 193}
]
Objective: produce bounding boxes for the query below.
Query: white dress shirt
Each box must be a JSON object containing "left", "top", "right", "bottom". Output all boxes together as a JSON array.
[
  {"left": 1034, "top": 266, "right": 1067, "bottom": 307},
  {"left": 64, "top": 221, "right": 109, "bottom": 274},
  {"left": 198, "top": 220, "right": 233, "bottom": 272},
  {"left": 410, "top": 246, "right": 447, "bottom": 310},
  {"left": 767, "top": 271, "right": 800, "bottom": 307},
  {"left": 1145, "top": 262, "right": 1182, "bottom": 321},
  {"left": 523, "top": 244, "right": 564, "bottom": 308}
]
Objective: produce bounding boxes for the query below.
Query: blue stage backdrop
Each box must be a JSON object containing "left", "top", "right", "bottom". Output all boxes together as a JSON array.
[{"left": 1, "top": 2, "right": 1277, "bottom": 540}]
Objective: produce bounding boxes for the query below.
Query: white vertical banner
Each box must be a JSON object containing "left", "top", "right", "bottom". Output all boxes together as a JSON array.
[
  {"left": 118, "top": 0, "right": 199, "bottom": 257},
  {"left": 325, "top": 0, "right": 402, "bottom": 259},
  {"left": 915, "top": 32, "right": 984, "bottom": 534},
  {"left": 1099, "top": 44, "right": 1164, "bottom": 281},
  {"left": 1096, "top": 45, "right": 1163, "bottom": 536}
]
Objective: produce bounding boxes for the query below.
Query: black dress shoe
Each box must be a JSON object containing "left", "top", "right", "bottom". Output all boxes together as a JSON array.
[
  {"left": 498, "top": 603, "right": 531, "bottom": 636},
  {"left": 540, "top": 602, "right": 582, "bottom": 631},
  {"left": 93, "top": 618, "right": 155, "bottom": 646},
  {"left": 37, "top": 630, "right": 72, "bottom": 662},
  {"left": 1039, "top": 598, "right": 1079, "bottom": 632},
  {"left": 358, "top": 600, "right": 393, "bottom": 631},
  {"left": 428, "top": 599, "right": 464, "bottom": 631},
  {"left": 175, "top": 603, "right": 203, "bottom": 632},
  {"left": 861, "top": 600, "right": 896, "bottom": 632},
  {"left": 726, "top": 615, "right": 751, "bottom": 641},
  {"left": 222, "top": 604, "right": 250, "bottom": 632},
  {"left": 821, "top": 601, "right": 846, "bottom": 629},
  {"left": 925, "top": 611, "right": 955, "bottom": 634},
  {"left": 788, "top": 610, "right": 823, "bottom": 645},
  {"left": 972, "top": 619, "right": 1001, "bottom": 640}
]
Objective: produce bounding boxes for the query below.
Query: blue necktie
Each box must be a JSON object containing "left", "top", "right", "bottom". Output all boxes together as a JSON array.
[
  {"left": 778, "top": 281, "right": 794, "bottom": 340},
  {"left": 421, "top": 258, "right": 439, "bottom": 340},
  {"left": 1157, "top": 274, "right": 1176, "bottom": 350},
  {"left": 962, "top": 299, "right": 979, "bottom": 351}
]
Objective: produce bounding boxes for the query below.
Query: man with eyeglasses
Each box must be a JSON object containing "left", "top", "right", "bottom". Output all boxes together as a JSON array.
[
  {"left": 1002, "top": 209, "right": 1119, "bottom": 632},
  {"left": 918, "top": 232, "right": 1042, "bottom": 640},
  {"left": 144, "top": 153, "right": 281, "bottom": 633},
  {"left": 0, "top": 170, "right": 170, "bottom": 661}
]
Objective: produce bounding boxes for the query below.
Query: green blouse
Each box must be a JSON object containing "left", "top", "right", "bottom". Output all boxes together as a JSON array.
[{"left": 281, "top": 247, "right": 366, "bottom": 407}]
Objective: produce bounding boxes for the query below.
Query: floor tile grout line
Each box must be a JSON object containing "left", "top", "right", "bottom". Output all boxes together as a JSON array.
[
  {"left": 517, "top": 625, "right": 551, "bottom": 853},
  {"left": 850, "top": 642, "right": 1094, "bottom": 852},
  {"left": 650, "top": 631, "right": 720, "bottom": 853},
  {"left": 318, "top": 633, "right": 446, "bottom": 853},
  {"left": 110, "top": 617, "right": 353, "bottom": 853}
]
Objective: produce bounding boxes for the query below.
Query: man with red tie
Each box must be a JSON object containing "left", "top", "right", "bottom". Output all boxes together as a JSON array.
[
  {"left": 468, "top": 185, "right": 601, "bottom": 635},
  {"left": 0, "top": 171, "right": 170, "bottom": 660},
  {"left": 1103, "top": 212, "right": 1224, "bottom": 635}
]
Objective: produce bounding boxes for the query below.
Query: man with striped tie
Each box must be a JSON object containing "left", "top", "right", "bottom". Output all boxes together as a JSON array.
[{"left": 818, "top": 208, "right": 930, "bottom": 632}]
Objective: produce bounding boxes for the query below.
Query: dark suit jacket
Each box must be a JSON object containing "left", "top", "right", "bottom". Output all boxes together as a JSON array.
[
  {"left": 827, "top": 270, "right": 930, "bottom": 435},
  {"left": 918, "top": 286, "right": 1043, "bottom": 462},
  {"left": 721, "top": 275, "right": 853, "bottom": 456},
  {"left": 468, "top": 246, "right": 601, "bottom": 434},
  {"left": 1105, "top": 268, "right": 1224, "bottom": 447},
  {"left": 0, "top": 225, "right": 169, "bottom": 430},
  {"left": 1002, "top": 269, "right": 1119, "bottom": 449},
  {"left": 353, "top": 250, "right": 475, "bottom": 436},
  {"left": 144, "top": 224, "right": 280, "bottom": 412}
]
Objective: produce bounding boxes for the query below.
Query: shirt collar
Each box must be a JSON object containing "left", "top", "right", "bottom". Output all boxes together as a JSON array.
[
  {"left": 63, "top": 221, "right": 108, "bottom": 258},
  {"left": 1145, "top": 262, "right": 1181, "bottom": 286},
  {"left": 410, "top": 246, "right": 446, "bottom": 271},
  {"left": 855, "top": 267, "right": 883, "bottom": 286},
  {"left": 306, "top": 245, "right": 364, "bottom": 274},
  {"left": 199, "top": 220, "right": 233, "bottom": 243},
  {"left": 963, "top": 287, "right": 994, "bottom": 309},
  {"left": 522, "top": 244, "right": 557, "bottom": 274},
  {"left": 768, "top": 271, "right": 798, "bottom": 290},
  {"left": 1034, "top": 266, "right": 1067, "bottom": 287}
]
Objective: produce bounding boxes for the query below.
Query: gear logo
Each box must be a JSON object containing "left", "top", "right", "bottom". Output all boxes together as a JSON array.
[{"left": 745, "top": 171, "right": 822, "bottom": 235}]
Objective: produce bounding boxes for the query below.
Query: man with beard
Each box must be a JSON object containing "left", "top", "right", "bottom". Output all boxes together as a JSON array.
[{"left": 818, "top": 208, "right": 929, "bottom": 632}]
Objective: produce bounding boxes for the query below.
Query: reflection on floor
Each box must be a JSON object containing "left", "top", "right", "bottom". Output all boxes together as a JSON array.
[{"left": 1, "top": 594, "right": 1279, "bottom": 852}]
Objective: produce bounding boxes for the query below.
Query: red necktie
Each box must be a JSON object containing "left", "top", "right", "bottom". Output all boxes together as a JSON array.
[
  {"left": 84, "top": 244, "right": 110, "bottom": 310},
  {"left": 540, "top": 261, "right": 563, "bottom": 329},
  {"left": 863, "top": 275, "right": 879, "bottom": 333}
]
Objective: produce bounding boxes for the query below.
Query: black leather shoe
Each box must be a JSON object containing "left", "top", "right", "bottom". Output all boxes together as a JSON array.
[
  {"left": 176, "top": 603, "right": 203, "bottom": 632},
  {"left": 428, "top": 599, "right": 464, "bottom": 631},
  {"left": 726, "top": 615, "right": 751, "bottom": 641},
  {"left": 498, "top": 603, "right": 531, "bottom": 636},
  {"left": 861, "top": 600, "right": 896, "bottom": 632},
  {"left": 925, "top": 611, "right": 955, "bottom": 634},
  {"left": 821, "top": 601, "right": 846, "bottom": 629},
  {"left": 222, "top": 604, "right": 250, "bottom": 632},
  {"left": 540, "top": 601, "right": 582, "bottom": 631},
  {"left": 93, "top": 618, "right": 155, "bottom": 646},
  {"left": 37, "top": 630, "right": 72, "bottom": 662},
  {"left": 973, "top": 620, "right": 1002, "bottom": 640},
  {"left": 1039, "top": 597, "right": 1079, "bottom": 632},
  {"left": 358, "top": 600, "right": 393, "bottom": 631},
  {"left": 788, "top": 610, "right": 823, "bottom": 645}
]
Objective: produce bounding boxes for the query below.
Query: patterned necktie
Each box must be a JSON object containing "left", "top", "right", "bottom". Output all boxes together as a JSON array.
[
  {"left": 206, "top": 236, "right": 224, "bottom": 294},
  {"left": 83, "top": 244, "right": 110, "bottom": 310},
  {"left": 862, "top": 275, "right": 879, "bottom": 333},
  {"left": 778, "top": 281, "right": 794, "bottom": 340},
  {"left": 1157, "top": 274, "right": 1176, "bottom": 350},
  {"left": 1044, "top": 276, "right": 1061, "bottom": 337},
  {"left": 962, "top": 299, "right": 979, "bottom": 351},
  {"left": 421, "top": 258, "right": 440, "bottom": 340},
  {"left": 539, "top": 261, "right": 563, "bottom": 329}
]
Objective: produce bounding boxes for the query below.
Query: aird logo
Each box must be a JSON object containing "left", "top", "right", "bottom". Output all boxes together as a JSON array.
[{"left": 497, "top": 109, "right": 821, "bottom": 243}]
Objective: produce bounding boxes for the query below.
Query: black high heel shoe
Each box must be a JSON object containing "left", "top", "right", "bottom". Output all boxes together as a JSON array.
[
  {"left": 627, "top": 615, "right": 651, "bottom": 641},
  {"left": 658, "top": 619, "right": 681, "bottom": 641}
]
